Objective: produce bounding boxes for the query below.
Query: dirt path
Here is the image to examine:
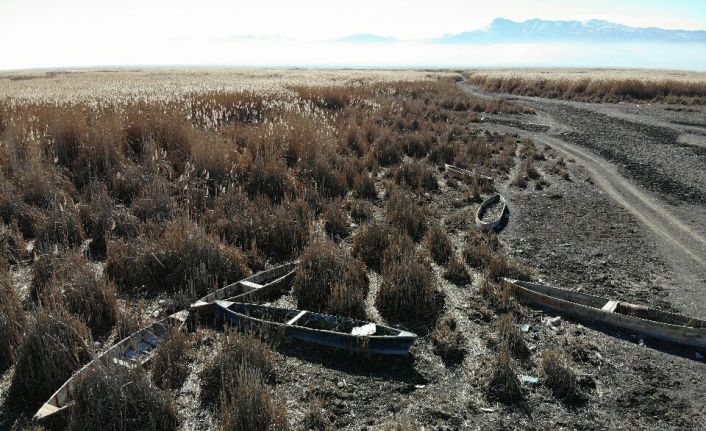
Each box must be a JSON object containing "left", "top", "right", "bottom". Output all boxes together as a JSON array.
[{"left": 459, "top": 81, "right": 706, "bottom": 311}]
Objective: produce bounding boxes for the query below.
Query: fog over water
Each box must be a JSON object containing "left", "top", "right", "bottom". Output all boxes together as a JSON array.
[{"left": 4, "top": 40, "right": 704, "bottom": 71}]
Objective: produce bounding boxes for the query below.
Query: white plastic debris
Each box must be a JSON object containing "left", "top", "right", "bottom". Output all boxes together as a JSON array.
[
  {"left": 521, "top": 375, "right": 540, "bottom": 385},
  {"left": 695, "top": 352, "right": 704, "bottom": 360},
  {"left": 545, "top": 316, "right": 561, "bottom": 327},
  {"left": 351, "top": 323, "right": 376, "bottom": 336}
]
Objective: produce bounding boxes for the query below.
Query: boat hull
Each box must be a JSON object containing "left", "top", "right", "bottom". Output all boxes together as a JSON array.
[
  {"left": 505, "top": 279, "right": 706, "bottom": 349},
  {"left": 215, "top": 301, "right": 416, "bottom": 356},
  {"left": 34, "top": 310, "right": 189, "bottom": 422},
  {"left": 475, "top": 194, "right": 506, "bottom": 232},
  {"left": 190, "top": 262, "right": 296, "bottom": 320}
]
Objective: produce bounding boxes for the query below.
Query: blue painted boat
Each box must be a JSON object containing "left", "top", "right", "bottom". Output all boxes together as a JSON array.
[
  {"left": 215, "top": 300, "right": 417, "bottom": 356},
  {"left": 190, "top": 262, "right": 297, "bottom": 319}
]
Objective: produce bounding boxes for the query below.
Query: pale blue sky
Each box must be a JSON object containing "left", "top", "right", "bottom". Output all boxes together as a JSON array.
[{"left": 1, "top": 0, "right": 704, "bottom": 69}]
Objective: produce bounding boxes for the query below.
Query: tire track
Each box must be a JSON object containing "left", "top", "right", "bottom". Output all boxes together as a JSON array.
[{"left": 459, "top": 82, "right": 706, "bottom": 272}]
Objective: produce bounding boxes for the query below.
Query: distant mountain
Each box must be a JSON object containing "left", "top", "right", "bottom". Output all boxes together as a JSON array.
[
  {"left": 438, "top": 18, "right": 706, "bottom": 43},
  {"left": 337, "top": 34, "right": 398, "bottom": 43}
]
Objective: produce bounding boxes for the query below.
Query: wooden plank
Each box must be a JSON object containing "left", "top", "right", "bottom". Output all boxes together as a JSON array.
[
  {"left": 36, "top": 404, "right": 61, "bottom": 418},
  {"left": 601, "top": 300, "right": 619, "bottom": 313},
  {"left": 286, "top": 310, "right": 307, "bottom": 326},
  {"left": 240, "top": 280, "right": 263, "bottom": 290}
]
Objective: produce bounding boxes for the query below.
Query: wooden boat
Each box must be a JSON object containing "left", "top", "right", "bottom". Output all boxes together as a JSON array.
[
  {"left": 475, "top": 194, "right": 507, "bottom": 232},
  {"left": 215, "top": 300, "right": 417, "bottom": 356},
  {"left": 190, "top": 262, "right": 297, "bottom": 319},
  {"left": 33, "top": 310, "right": 189, "bottom": 422},
  {"left": 504, "top": 278, "right": 706, "bottom": 348},
  {"left": 444, "top": 163, "right": 494, "bottom": 183}
]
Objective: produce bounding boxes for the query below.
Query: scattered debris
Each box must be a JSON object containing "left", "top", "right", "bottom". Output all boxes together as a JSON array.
[
  {"left": 545, "top": 316, "right": 562, "bottom": 327},
  {"left": 521, "top": 375, "right": 540, "bottom": 386}
]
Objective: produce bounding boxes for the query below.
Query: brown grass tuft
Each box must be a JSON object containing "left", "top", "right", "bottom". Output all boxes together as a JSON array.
[
  {"left": 463, "top": 230, "right": 530, "bottom": 282},
  {"left": 510, "top": 159, "right": 541, "bottom": 189},
  {"left": 486, "top": 346, "right": 523, "bottom": 403},
  {"left": 302, "top": 399, "right": 330, "bottom": 430},
  {"left": 385, "top": 188, "right": 426, "bottom": 241},
  {"left": 293, "top": 239, "right": 368, "bottom": 318},
  {"left": 201, "top": 332, "right": 286, "bottom": 430},
  {"left": 351, "top": 221, "right": 392, "bottom": 272},
  {"left": 8, "top": 310, "right": 93, "bottom": 410},
  {"left": 219, "top": 365, "right": 288, "bottom": 431},
  {"left": 376, "top": 235, "right": 440, "bottom": 322},
  {"left": 353, "top": 172, "right": 378, "bottom": 200},
  {"left": 375, "top": 133, "right": 402, "bottom": 167},
  {"left": 496, "top": 314, "right": 530, "bottom": 359},
  {"left": 322, "top": 200, "right": 350, "bottom": 241},
  {"left": 349, "top": 199, "right": 373, "bottom": 223},
  {"left": 31, "top": 251, "right": 118, "bottom": 336},
  {"left": 107, "top": 220, "right": 249, "bottom": 297},
  {"left": 431, "top": 317, "right": 466, "bottom": 364},
  {"left": 34, "top": 206, "right": 83, "bottom": 253},
  {"left": 152, "top": 329, "right": 190, "bottom": 391},
  {"left": 541, "top": 349, "right": 583, "bottom": 402},
  {"left": 443, "top": 257, "right": 472, "bottom": 286},
  {"left": 0, "top": 223, "right": 28, "bottom": 265},
  {"left": 246, "top": 154, "right": 295, "bottom": 203},
  {"left": 68, "top": 363, "right": 179, "bottom": 431},
  {"left": 391, "top": 161, "right": 438, "bottom": 192},
  {"left": 201, "top": 331, "right": 276, "bottom": 406},
  {"left": 210, "top": 191, "right": 312, "bottom": 260},
  {"left": 426, "top": 223, "right": 453, "bottom": 265},
  {"left": 131, "top": 175, "right": 175, "bottom": 222},
  {"left": 0, "top": 266, "right": 25, "bottom": 372}
]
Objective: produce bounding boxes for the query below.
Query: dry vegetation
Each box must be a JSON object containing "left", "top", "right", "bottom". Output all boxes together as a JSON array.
[
  {"left": 467, "top": 69, "right": 706, "bottom": 104},
  {"left": 69, "top": 364, "right": 179, "bottom": 431},
  {"left": 0, "top": 69, "right": 571, "bottom": 429}
]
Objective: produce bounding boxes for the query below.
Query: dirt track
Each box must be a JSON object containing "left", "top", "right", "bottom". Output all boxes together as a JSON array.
[{"left": 460, "top": 81, "right": 706, "bottom": 316}]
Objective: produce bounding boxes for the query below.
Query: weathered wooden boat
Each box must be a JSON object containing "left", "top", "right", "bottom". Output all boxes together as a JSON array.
[
  {"left": 33, "top": 310, "right": 189, "bottom": 422},
  {"left": 475, "top": 194, "right": 507, "bottom": 231},
  {"left": 190, "top": 262, "right": 297, "bottom": 319},
  {"left": 504, "top": 278, "right": 706, "bottom": 349},
  {"left": 444, "top": 163, "right": 493, "bottom": 183},
  {"left": 215, "top": 300, "right": 417, "bottom": 355}
]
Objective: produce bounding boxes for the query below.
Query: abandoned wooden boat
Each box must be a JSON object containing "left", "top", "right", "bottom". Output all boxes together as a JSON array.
[
  {"left": 475, "top": 194, "right": 507, "bottom": 231},
  {"left": 444, "top": 163, "right": 493, "bottom": 183},
  {"left": 503, "top": 278, "right": 706, "bottom": 348},
  {"left": 190, "top": 262, "right": 297, "bottom": 319},
  {"left": 215, "top": 300, "right": 417, "bottom": 355},
  {"left": 33, "top": 310, "right": 189, "bottom": 422}
]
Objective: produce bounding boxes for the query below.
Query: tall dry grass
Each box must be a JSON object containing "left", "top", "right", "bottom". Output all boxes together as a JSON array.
[{"left": 468, "top": 72, "right": 706, "bottom": 104}]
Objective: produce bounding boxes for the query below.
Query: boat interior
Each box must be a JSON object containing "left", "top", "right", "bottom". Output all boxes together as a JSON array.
[
  {"left": 514, "top": 280, "right": 706, "bottom": 328},
  {"left": 221, "top": 302, "right": 401, "bottom": 336}
]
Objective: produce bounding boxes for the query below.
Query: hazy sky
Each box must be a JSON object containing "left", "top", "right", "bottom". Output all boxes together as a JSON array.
[{"left": 1, "top": 0, "right": 705, "bottom": 70}]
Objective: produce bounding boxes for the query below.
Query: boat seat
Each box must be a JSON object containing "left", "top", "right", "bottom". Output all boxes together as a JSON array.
[
  {"left": 601, "top": 300, "right": 619, "bottom": 313},
  {"left": 286, "top": 310, "right": 307, "bottom": 326},
  {"left": 36, "top": 403, "right": 61, "bottom": 418},
  {"left": 240, "top": 280, "right": 263, "bottom": 290}
]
